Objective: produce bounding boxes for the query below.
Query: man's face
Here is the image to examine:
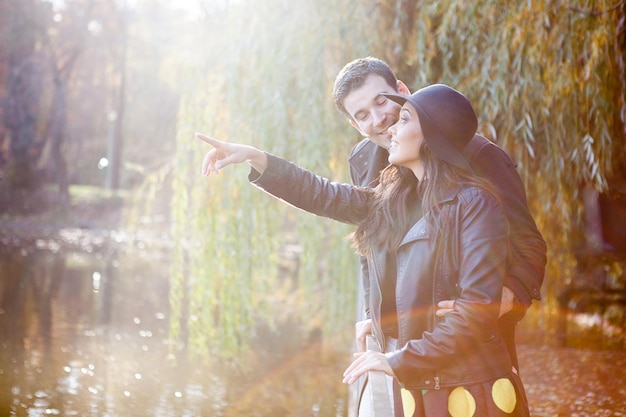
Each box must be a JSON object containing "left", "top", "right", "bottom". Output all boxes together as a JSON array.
[{"left": 342, "top": 75, "right": 408, "bottom": 150}]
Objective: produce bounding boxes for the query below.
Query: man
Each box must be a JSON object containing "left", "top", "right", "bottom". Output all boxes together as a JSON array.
[{"left": 331, "top": 58, "right": 546, "bottom": 373}]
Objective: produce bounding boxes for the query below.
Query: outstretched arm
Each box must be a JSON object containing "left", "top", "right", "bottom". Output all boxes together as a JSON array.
[
  {"left": 196, "top": 133, "right": 268, "bottom": 175},
  {"left": 196, "top": 132, "right": 370, "bottom": 224}
]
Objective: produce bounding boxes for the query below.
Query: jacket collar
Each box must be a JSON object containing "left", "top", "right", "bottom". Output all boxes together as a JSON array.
[
  {"left": 399, "top": 183, "right": 463, "bottom": 247},
  {"left": 349, "top": 140, "right": 389, "bottom": 187}
]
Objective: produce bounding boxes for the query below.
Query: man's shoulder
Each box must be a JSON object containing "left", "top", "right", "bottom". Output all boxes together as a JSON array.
[
  {"left": 349, "top": 138, "right": 379, "bottom": 158},
  {"left": 465, "top": 134, "right": 516, "bottom": 170},
  {"left": 464, "top": 134, "right": 499, "bottom": 158},
  {"left": 348, "top": 139, "right": 389, "bottom": 187}
]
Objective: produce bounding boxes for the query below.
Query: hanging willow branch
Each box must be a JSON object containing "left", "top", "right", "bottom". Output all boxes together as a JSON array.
[
  {"left": 567, "top": 0, "right": 625, "bottom": 17},
  {"left": 170, "top": 0, "right": 625, "bottom": 363}
]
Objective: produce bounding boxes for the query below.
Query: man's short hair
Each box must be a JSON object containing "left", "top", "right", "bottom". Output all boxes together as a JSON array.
[{"left": 332, "top": 57, "right": 399, "bottom": 119}]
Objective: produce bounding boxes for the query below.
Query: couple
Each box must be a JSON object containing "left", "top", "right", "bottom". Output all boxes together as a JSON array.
[{"left": 196, "top": 57, "right": 546, "bottom": 417}]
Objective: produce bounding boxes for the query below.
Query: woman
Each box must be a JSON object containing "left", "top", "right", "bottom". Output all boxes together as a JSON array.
[
  {"left": 340, "top": 86, "right": 529, "bottom": 417},
  {"left": 196, "top": 84, "right": 530, "bottom": 417}
]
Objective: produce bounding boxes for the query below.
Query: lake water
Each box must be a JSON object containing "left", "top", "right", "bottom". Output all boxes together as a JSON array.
[
  {"left": 1, "top": 241, "right": 625, "bottom": 416},
  {"left": 0, "top": 241, "right": 348, "bottom": 416}
]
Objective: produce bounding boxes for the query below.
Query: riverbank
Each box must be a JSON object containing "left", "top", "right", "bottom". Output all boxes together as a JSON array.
[
  {"left": 0, "top": 185, "right": 171, "bottom": 256},
  {"left": 2, "top": 186, "right": 626, "bottom": 416}
]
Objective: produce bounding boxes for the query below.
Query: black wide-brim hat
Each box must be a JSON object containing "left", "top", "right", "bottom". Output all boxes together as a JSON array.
[{"left": 382, "top": 84, "right": 477, "bottom": 172}]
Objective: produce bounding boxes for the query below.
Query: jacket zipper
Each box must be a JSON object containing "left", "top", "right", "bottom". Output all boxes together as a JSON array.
[
  {"left": 432, "top": 206, "right": 450, "bottom": 391},
  {"left": 432, "top": 255, "right": 442, "bottom": 390}
]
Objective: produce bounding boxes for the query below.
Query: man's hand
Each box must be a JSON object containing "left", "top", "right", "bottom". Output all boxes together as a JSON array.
[
  {"left": 436, "top": 286, "right": 515, "bottom": 318},
  {"left": 499, "top": 286, "right": 514, "bottom": 317},
  {"left": 435, "top": 300, "right": 455, "bottom": 317},
  {"left": 195, "top": 133, "right": 268, "bottom": 175},
  {"left": 355, "top": 319, "right": 372, "bottom": 352}
]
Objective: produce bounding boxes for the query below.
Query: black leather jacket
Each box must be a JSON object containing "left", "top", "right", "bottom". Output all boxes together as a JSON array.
[
  {"left": 250, "top": 154, "right": 513, "bottom": 389},
  {"left": 348, "top": 139, "right": 389, "bottom": 319},
  {"left": 349, "top": 136, "right": 547, "bottom": 309}
]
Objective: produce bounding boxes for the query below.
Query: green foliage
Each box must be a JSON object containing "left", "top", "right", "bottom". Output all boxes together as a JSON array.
[
  {"left": 170, "top": 0, "right": 377, "bottom": 360},
  {"left": 386, "top": 0, "right": 625, "bottom": 339},
  {"left": 170, "top": 0, "right": 626, "bottom": 361}
]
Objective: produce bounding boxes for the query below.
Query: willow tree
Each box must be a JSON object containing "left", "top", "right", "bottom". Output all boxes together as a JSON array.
[
  {"left": 170, "top": 0, "right": 386, "bottom": 361},
  {"left": 373, "top": 0, "right": 626, "bottom": 337},
  {"left": 171, "top": 0, "right": 626, "bottom": 362}
]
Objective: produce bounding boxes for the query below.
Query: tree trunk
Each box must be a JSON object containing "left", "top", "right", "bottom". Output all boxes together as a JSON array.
[
  {"left": 3, "top": 0, "right": 44, "bottom": 195},
  {"left": 47, "top": 71, "right": 70, "bottom": 204}
]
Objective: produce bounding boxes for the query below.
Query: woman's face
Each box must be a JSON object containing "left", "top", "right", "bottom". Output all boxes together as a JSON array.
[{"left": 387, "top": 103, "right": 425, "bottom": 179}]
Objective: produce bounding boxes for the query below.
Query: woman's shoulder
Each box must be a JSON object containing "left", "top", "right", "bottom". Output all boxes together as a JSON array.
[
  {"left": 455, "top": 184, "right": 499, "bottom": 207},
  {"left": 453, "top": 184, "right": 507, "bottom": 233}
]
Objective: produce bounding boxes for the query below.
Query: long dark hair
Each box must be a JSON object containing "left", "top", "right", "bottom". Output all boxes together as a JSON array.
[{"left": 351, "top": 143, "right": 498, "bottom": 255}]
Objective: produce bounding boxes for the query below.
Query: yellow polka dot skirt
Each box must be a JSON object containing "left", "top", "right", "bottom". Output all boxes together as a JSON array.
[{"left": 399, "top": 373, "right": 529, "bottom": 417}]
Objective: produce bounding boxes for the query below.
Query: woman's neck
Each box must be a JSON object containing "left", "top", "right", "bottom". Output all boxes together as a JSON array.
[{"left": 409, "top": 162, "right": 425, "bottom": 181}]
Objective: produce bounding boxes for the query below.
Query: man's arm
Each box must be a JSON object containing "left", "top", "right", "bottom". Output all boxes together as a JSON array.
[{"left": 467, "top": 137, "right": 547, "bottom": 306}]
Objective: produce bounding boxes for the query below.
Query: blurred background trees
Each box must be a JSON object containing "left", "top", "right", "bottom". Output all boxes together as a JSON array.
[
  {"left": 2, "top": 0, "right": 625, "bottom": 365},
  {"left": 0, "top": 0, "right": 181, "bottom": 208}
]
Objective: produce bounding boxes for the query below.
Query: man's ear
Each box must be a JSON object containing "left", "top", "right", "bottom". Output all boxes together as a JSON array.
[
  {"left": 397, "top": 80, "right": 411, "bottom": 95},
  {"left": 349, "top": 119, "right": 367, "bottom": 137}
]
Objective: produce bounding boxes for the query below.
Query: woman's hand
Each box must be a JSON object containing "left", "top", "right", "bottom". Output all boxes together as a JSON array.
[
  {"left": 195, "top": 133, "right": 268, "bottom": 175},
  {"left": 342, "top": 350, "right": 395, "bottom": 384}
]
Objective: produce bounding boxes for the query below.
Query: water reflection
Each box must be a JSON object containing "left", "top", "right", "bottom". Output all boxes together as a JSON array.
[
  {"left": 0, "top": 247, "right": 178, "bottom": 416},
  {"left": 0, "top": 245, "right": 348, "bottom": 416},
  {"left": 3, "top": 243, "right": 625, "bottom": 416}
]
